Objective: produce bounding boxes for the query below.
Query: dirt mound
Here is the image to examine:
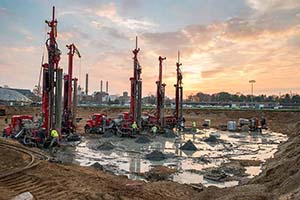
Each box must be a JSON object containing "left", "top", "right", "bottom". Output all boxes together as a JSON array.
[
  {"left": 135, "top": 135, "right": 152, "bottom": 143},
  {"left": 102, "top": 130, "right": 114, "bottom": 138},
  {"left": 145, "top": 150, "right": 167, "bottom": 161},
  {"left": 203, "top": 168, "right": 228, "bottom": 182},
  {"left": 180, "top": 140, "right": 197, "bottom": 151},
  {"left": 163, "top": 129, "right": 177, "bottom": 138},
  {"left": 194, "top": 156, "right": 211, "bottom": 164},
  {"left": 145, "top": 166, "right": 177, "bottom": 181},
  {"left": 204, "top": 135, "right": 218, "bottom": 143},
  {"left": 97, "top": 142, "right": 115, "bottom": 150},
  {"left": 91, "top": 162, "right": 104, "bottom": 170}
]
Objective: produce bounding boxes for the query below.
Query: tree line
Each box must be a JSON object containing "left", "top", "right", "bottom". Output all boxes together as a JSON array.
[{"left": 186, "top": 92, "right": 300, "bottom": 103}]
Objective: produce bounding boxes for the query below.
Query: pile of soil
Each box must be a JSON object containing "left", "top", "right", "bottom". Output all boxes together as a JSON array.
[
  {"left": 144, "top": 166, "right": 177, "bottom": 181},
  {"left": 91, "top": 162, "right": 104, "bottom": 170},
  {"left": 204, "top": 135, "right": 218, "bottom": 143},
  {"left": 163, "top": 129, "right": 177, "bottom": 138},
  {"left": 180, "top": 140, "right": 197, "bottom": 151},
  {"left": 97, "top": 142, "right": 115, "bottom": 150},
  {"left": 102, "top": 130, "right": 114, "bottom": 138},
  {"left": 135, "top": 135, "right": 152, "bottom": 143},
  {"left": 145, "top": 150, "right": 167, "bottom": 161},
  {"left": 221, "top": 162, "right": 247, "bottom": 177},
  {"left": 203, "top": 168, "right": 228, "bottom": 182},
  {"left": 194, "top": 156, "right": 211, "bottom": 164}
]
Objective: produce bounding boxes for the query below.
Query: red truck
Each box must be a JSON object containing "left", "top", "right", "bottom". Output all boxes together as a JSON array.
[
  {"left": 3, "top": 115, "right": 34, "bottom": 137},
  {"left": 84, "top": 113, "right": 113, "bottom": 134}
]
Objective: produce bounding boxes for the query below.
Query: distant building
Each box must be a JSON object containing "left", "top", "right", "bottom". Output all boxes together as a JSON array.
[
  {"left": 119, "top": 91, "right": 130, "bottom": 105},
  {"left": 0, "top": 87, "right": 32, "bottom": 105},
  {"left": 9, "top": 88, "right": 40, "bottom": 102}
]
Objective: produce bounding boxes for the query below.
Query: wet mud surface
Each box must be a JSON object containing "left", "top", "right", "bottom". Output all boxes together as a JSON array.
[{"left": 55, "top": 129, "right": 287, "bottom": 188}]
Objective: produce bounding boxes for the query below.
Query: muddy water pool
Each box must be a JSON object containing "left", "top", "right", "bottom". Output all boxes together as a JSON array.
[{"left": 58, "top": 129, "right": 287, "bottom": 188}]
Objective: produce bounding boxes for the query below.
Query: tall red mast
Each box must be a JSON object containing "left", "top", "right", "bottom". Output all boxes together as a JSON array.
[
  {"left": 130, "top": 37, "right": 142, "bottom": 126},
  {"left": 156, "top": 56, "right": 166, "bottom": 127},
  {"left": 42, "top": 6, "right": 61, "bottom": 136},
  {"left": 65, "top": 44, "right": 81, "bottom": 113},
  {"left": 174, "top": 51, "right": 183, "bottom": 125}
]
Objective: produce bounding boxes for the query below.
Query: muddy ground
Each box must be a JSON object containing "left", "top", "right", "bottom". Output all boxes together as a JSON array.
[{"left": 0, "top": 106, "right": 300, "bottom": 199}]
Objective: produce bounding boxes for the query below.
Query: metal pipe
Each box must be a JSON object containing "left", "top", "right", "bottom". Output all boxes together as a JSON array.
[
  {"left": 72, "top": 78, "right": 78, "bottom": 127},
  {"left": 55, "top": 68, "right": 63, "bottom": 135},
  {"left": 85, "top": 73, "right": 88, "bottom": 95},
  {"left": 137, "top": 80, "right": 142, "bottom": 127}
]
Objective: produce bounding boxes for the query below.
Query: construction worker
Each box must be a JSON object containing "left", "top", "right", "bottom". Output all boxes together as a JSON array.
[
  {"left": 50, "top": 128, "right": 59, "bottom": 147},
  {"left": 132, "top": 121, "right": 137, "bottom": 135},
  {"left": 192, "top": 121, "right": 197, "bottom": 131},
  {"left": 151, "top": 125, "right": 158, "bottom": 135}
]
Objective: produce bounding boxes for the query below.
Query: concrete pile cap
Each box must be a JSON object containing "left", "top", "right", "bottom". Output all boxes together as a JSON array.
[
  {"left": 97, "top": 142, "right": 115, "bottom": 150},
  {"left": 145, "top": 150, "right": 167, "bottom": 161},
  {"left": 180, "top": 140, "right": 197, "bottom": 151},
  {"left": 135, "top": 135, "right": 152, "bottom": 143}
]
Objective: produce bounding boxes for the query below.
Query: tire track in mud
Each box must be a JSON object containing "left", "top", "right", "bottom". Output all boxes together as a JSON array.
[
  {"left": 0, "top": 174, "right": 81, "bottom": 199},
  {"left": 0, "top": 142, "right": 82, "bottom": 200}
]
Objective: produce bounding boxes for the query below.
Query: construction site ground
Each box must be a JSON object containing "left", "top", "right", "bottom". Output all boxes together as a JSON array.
[{"left": 1, "top": 106, "right": 300, "bottom": 199}]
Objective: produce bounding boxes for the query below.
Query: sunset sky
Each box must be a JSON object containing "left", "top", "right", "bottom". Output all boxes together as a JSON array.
[{"left": 0, "top": 0, "right": 300, "bottom": 97}]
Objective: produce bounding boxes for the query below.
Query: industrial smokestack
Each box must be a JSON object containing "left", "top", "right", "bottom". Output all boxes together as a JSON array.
[
  {"left": 106, "top": 81, "right": 108, "bottom": 94},
  {"left": 100, "top": 80, "right": 103, "bottom": 93},
  {"left": 85, "top": 73, "right": 88, "bottom": 95}
]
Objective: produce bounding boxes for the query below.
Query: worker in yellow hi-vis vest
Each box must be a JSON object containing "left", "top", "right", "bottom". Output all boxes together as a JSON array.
[
  {"left": 132, "top": 121, "right": 137, "bottom": 135},
  {"left": 50, "top": 128, "right": 59, "bottom": 147}
]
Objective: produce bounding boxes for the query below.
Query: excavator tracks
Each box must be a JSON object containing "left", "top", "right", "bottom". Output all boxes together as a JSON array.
[{"left": 0, "top": 142, "right": 82, "bottom": 200}]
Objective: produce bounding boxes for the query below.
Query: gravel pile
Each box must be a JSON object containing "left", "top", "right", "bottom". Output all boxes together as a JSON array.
[
  {"left": 135, "top": 135, "right": 152, "bottom": 143},
  {"left": 180, "top": 140, "right": 197, "bottom": 151},
  {"left": 204, "top": 135, "right": 218, "bottom": 143},
  {"left": 145, "top": 150, "right": 167, "bottom": 161},
  {"left": 97, "top": 142, "right": 115, "bottom": 150},
  {"left": 102, "top": 130, "right": 114, "bottom": 138},
  {"left": 163, "top": 129, "right": 177, "bottom": 138}
]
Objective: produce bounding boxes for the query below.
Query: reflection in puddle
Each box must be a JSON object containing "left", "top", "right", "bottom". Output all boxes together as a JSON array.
[{"left": 70, "top": 129, "right": 287, "bottom": 188}]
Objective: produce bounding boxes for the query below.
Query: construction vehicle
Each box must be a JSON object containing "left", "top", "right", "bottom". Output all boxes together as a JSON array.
[
  {"left": 42, "top": 7, "right": 80, "bottom": 143},
  {"left": 62, "top": 44, "right": 81, "bottom": 134},
  {"left": 104, "top": 37, "right": 143, "bottom": 137},
  {"left": 2, "top": 115, "right": 43, "bottom": 146},
  {"left": 42, "top": 6, "right": 62, "bottom": 139},
  {"left": 154, "top": 56, "right": 177, "bottom": 129},
  {"left": 174, "top": 51, "right": 184, "bottom": 129},
  {"left": 2, "top": 7, "right": 80, "bottom": 146},
  {"left": 84, "top": 113, "right": 113, "bottom": 134},
  {"left": 3, "top": 115, "right": 34, "bottom": 137}
]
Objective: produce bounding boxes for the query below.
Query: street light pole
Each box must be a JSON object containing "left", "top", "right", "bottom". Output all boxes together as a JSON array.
[{"left": 249, "top": 80, "right": 256, "bottom": 107}]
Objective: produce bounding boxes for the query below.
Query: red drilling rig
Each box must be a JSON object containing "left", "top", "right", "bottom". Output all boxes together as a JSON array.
[
  {"left": 63, "top": 44, "right": 81, "bottom": 134},
  {"left": 42, "top": 6, "right": 62, "bottom": 137},
  {"left": 156, "top": 56, "right": 167, "bottom": 127},
  {"left": 174, "top": 51, "right": 184, "bottom": 128},
  {"left": 130, "top": 37, "right": 142, "bottom": 128}
]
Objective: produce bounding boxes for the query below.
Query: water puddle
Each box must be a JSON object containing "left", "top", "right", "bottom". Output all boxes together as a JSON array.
[{"left": 58, "top": 129, "right": 287, "bottom": 188}]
